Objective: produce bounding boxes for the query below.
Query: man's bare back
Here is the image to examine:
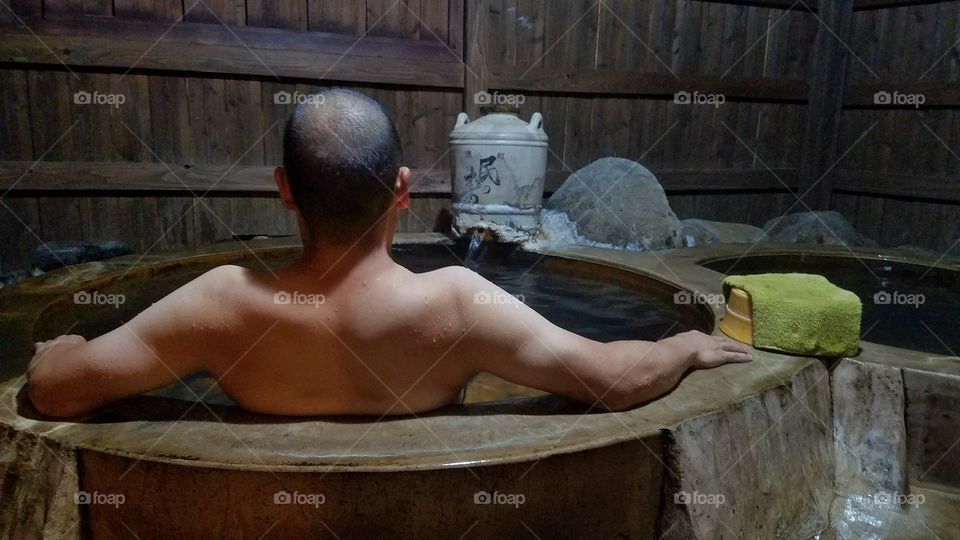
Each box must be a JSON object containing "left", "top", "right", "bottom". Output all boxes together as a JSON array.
[
  {"left": 28, "top": 246, "right": 750, "bottom": 418},
  {"left": 27, "top": 89, "right": 751, "bottom": 418}
]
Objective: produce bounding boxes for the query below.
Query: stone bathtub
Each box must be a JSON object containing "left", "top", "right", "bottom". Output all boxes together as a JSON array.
[{"left": 0, "top": 235, "right": 956, "bottom": 538}]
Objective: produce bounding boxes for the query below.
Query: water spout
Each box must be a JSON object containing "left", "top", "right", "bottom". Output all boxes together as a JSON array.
[{"left": 464, "top": 229, "right": 487, "bottom": 271}]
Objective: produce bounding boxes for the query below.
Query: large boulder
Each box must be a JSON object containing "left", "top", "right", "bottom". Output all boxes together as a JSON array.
[
  {"left": 763, "top": 211, "right": 877, "bottom": 247},
  {"left": 681, "top": 219, "right": 765, "bottom": 247},
  {"left": 545, "top": 158, "right": 683, "bottom": 250}
]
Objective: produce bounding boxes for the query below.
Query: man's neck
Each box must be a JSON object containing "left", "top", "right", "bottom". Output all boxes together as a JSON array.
[{"left": 295, "top": 233, "right": 395, "bottom": 280}]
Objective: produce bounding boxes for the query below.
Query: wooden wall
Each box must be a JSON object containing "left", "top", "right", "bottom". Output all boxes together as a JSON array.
[
  {"left": 833, "top": 2, "right": 960, "bottom": 251},
  {"left": 471, "top": 0, "right": 813, "bottom": 225},
  {"left": 0, "top": 0, "right": 956, "bottom": 272},
  {"left": 0, "top": 0, "right": 464, "bottom": 272}
]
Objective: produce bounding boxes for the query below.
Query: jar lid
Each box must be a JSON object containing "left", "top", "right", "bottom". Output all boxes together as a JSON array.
[{"left": 450, "top": 111, "right": 548, "bottom": 144}]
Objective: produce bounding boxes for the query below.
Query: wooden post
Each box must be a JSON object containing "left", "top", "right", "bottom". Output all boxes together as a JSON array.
[{"left": 798, "top": 0, "right": 855, "bottom": 210}]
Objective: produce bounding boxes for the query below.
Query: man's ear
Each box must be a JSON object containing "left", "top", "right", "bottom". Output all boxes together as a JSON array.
[
  {"left": 394, "top": 167, "right": 411, "bottom": 210},
  {"left": 274, "top": 167, "right": 298, "bottom": 211}
]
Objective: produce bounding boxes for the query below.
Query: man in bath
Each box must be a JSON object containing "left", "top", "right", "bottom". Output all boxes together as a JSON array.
[{"left": 27, "top": 89, "right": 751, "bottom": 418}]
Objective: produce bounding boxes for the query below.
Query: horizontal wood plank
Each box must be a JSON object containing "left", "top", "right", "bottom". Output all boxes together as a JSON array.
[
  {"left": 832, "top": 170, "right": 960, "bottom": 202},
  {"left": 851, "top": 0, "right": 956, "bottom": 10},
  {"left": 695, "top": 0, "right": 814, "bottom": 11},
  {"left": 0, "top": 162, "right": 799, "bottom": 195},
  {"left": 0, "top": 17, "right": 463, "bottom": 88},
  {"left": 692, "top": 0, "right": 949, "bottom": 10},
  {"left": 0, "top": 161, "right": 453, "bottom": 193},
  {"left": 487, "top": 67, "right": 809, "bottom": 102}
]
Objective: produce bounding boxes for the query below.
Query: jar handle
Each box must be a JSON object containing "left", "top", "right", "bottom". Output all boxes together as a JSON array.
[
  {"left": 529, "top": 112, "right": 543, "bottom": 129},
  {"left": 456, "top": 113, "right": 470, "bottom": 127}
]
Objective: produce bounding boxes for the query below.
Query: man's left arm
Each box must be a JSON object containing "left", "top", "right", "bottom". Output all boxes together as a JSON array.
[{"left": 27, "top": 267, "right": 235, "bottom": 418}]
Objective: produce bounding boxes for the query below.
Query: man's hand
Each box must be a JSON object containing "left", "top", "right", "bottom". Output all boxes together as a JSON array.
[{"left": 671, "top": 330, "right": 753, "bottom": 369}]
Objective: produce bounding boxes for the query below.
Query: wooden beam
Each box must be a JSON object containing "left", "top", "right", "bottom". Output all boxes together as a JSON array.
[
  {"left": 843, "top": 82, "right": 960, "bottom": 108},
  {"left": 0, "top": 162, "right": 453, "bottom": 194},
  {"left": 832, "top": 170, "right": 960, "bottom": 202},
  {"left": 797, "top": 0, "right": 855, "bottom": 209},
  {"left": 691, "top": 0, "right": 948, "bottom": 11},
  {"left": 0, "top": 162, "right": 798, "bottom": 195},
  {"left": 487, "top": 67, "right": 808, "bottom": 102},
  {"left": 0, "top": 17, "right": 464, "bottom": 88},
  {"left": 852, "top": 0, "right": 955, "bottom": 11},
  {"left": 694, "top": 0, "right": 814, "bottom": 11}
]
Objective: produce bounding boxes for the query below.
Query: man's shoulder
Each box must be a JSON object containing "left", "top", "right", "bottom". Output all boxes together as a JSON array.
[
  {"left": 410, "top": 265, "right": 485, "bottom": 298},
  {"left": 423, "top": 264, "right": 476, "bottom": 283},
  {"left": 179, "top": 264, "right": 255, "bottom": 308},
  {"left": 197, "top": 264, "right": 251, "bottom": 287}
]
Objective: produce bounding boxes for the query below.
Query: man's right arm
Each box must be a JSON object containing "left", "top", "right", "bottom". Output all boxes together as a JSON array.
[{"left": 449, "top": 268, "right": 752, "bottom": 411}]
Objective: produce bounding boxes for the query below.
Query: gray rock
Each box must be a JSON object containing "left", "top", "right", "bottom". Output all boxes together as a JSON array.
[
  {"left": 832, "top": 359, "right": 907, "bottom": 497},
  {"left": 763, "top": 211, "right": 877, "bottom": 247},
  {"left": 0, "top": 270, "right": 31, "bottom": 288},
  {"left": 665, "top": 361, "right": 834, "bottom": 539},
  {"left": 545, "top": 158, "right": 683, "bottom": 250},
  {"left": 680, "top": 219, "right": 765, "bottom": 247},
  {"left": 32, "top": 241, "right": 132, "bottom": 271}
]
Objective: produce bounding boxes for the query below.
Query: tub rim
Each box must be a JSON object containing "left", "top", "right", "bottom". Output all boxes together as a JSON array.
[{"left": 0, "top": 236, "right": 950, "bottom": 473}]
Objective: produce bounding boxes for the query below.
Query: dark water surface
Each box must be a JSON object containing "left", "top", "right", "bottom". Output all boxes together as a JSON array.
[{"left": 396, "top": 245, "right": 705, "bottom": 343}]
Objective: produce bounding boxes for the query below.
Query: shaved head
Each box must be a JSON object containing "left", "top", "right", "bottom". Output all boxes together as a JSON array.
[{"left": 282, "top": 88, "right": 402, "bottom": 243}]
